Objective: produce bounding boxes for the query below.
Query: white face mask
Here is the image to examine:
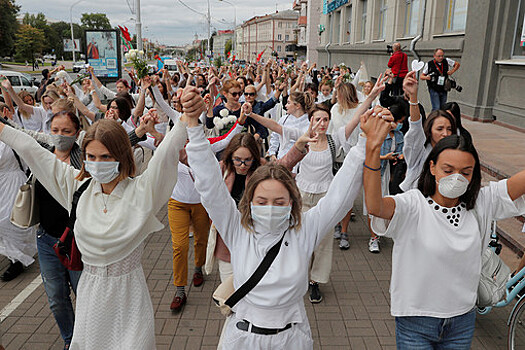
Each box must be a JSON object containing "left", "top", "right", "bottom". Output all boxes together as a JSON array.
[
  {"left": 84, "top": 160, "right": 120, "bottom": 184},
  {"left": 250, "top": 204, "right": 292, "bottom": 233},
  {"left": 437, "top": 173, "right": 469, "bottom": 199},
  {"left": 51, "top": 134, "right": 76, "bottom": 152}
]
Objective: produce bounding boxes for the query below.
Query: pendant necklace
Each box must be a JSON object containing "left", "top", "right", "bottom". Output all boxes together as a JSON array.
[{"left": 101, "top": 193, "right": 109, "bottom": 214}]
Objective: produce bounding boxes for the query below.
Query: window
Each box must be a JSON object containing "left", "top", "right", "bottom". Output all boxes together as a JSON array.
[
  {"left": 285, "top": 34, "right": 289, "bottom": 41},
  {"left": 7, "top": 76, "right": 20, "bottom": 87},
  {"left": 361, "top": 0, "right": 368, "bottom": 41},
  {"left": 278, "top": 34, "right": 282, "bottom": 40},
  {"left": 333, "top": 10, "right": 341, "bottom": 43},
  {"left": 277, "top": 45, "right": 281, "bottom": 52},
  {"left": 404, "top": 0, "right": 420, "bottom": 37},
  {"left": 21, "top": 76, "right": 32, "bottom": 87},
  {"left": 278, "top": 22, "right": 283, "bottom": 28},
  {"left": 346, "top": 4, "right": 353, "bottom": 42},
  {"left": 444, "top": 0, "right": 468, "bottom": 33},
  {"left": 377, "top": 0, "right": 387, "bottom": 39},
  {"left": 513, "top": 0, "right": 525, "bottom": 57}
]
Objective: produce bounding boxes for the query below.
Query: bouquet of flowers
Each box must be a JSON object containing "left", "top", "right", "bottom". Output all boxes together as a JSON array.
[
  {"left": 125, "top": 49, "right": 148, "bottom": 79},
  {"left": 214, "top": 109, "right": 237, "bottom": 135},
  {"left": 71, "top": 72, "right": 90, "bottom": 86}
]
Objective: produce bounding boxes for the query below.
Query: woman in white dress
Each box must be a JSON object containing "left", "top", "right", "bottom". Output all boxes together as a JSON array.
[
  {"left": 0, "top": 86, "right": 204, "bottom": 349},
  {"left": 0, "top": 105, "right": 36, "bottom": 281}
]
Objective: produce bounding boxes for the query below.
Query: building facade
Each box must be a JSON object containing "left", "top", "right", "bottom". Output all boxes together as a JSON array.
[
  {"left": 212, "top": 30, "right": 234, "bottom": 59},
  {"left": 293, "top": 0, "right": 323, "bottom": 63},
  {"left": 239, "top": 10, "right": 299, "bottom": 62},
  {"left": 317, "top": 0, "right": 525, "bottom": 129}
]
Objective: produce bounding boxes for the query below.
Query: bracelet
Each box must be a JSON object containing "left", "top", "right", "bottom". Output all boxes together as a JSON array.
[
  {"left": 363, "top": 162, "right": 381, "bottom": 171},
  {"left": 245, "top": 112, "right": 252, "bottom": 117},
  {"left": 408, "top": 100, "right": 419, "bottom": 106}
]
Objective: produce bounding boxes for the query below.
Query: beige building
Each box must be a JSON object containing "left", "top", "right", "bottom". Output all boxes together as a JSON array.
[
  {"left": 239, "top": 10, "right": 299, "bottom": 62},
  {"left": 292, "top": 0, "right": 323, "bottom": 63},
  {"left": 212, "top": 30, "right": 234, "bottom": 59}
]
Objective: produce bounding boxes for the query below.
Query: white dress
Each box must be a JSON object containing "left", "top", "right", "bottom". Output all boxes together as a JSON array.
[{"left": 0, "top": 142, "right": 36, "bottom": 266}]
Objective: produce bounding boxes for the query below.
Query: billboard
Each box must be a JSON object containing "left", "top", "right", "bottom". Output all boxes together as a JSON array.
[
  {"left": 63, "top": 39, "right": 81, "bottom": 52},
  {"left": 84, "top": 30, "right": 121, "bottom": 81}
]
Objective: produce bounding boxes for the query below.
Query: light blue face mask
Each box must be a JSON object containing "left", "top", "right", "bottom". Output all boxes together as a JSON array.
[{"left": 84, "top": 160, "right": 120, "bottom": 184}]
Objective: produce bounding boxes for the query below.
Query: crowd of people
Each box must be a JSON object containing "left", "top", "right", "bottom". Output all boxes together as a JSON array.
[{"left": 0, "top": 42, "right": 524, "bottom": 350}]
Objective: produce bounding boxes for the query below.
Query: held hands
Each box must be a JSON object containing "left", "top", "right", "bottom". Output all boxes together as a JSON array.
[
  {"left": 2, "top": 107, "right": 13, "bottom": 120},
  {"left": 140, "top": 75, "right": 152, "bottom": 90},
  {"left": 181, "top": 86, "right": 206, "bottom": 127},
  {"left": 360, "top": 106, "right": 395, "bottom": 149},
  {"left": 241, "top": 102, "right": 252, "bottom": 116}
]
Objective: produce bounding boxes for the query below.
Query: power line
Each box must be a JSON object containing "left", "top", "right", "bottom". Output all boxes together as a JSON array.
[{"left": 176, "top": 0, "right": 206, "bottom": 16}]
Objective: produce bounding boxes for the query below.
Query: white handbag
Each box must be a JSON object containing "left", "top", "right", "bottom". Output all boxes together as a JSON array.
[
  {"left": 10, "top": 174, "right": 39, "bottom": 229},
  {"left": 477, "top": 247, "right": 511, "bottom": 307}
]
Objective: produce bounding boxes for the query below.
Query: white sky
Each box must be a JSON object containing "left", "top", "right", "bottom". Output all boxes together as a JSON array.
[{"left": 16, "top": 0, "right": 295, "bottom": 46}]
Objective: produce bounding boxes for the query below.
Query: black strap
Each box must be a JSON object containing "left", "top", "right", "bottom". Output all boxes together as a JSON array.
[
  {"left": 326, "top": 134, "right": 338, "bottom": 175},
  {"left": 67, "top": 179, "right": 92, "bottom": 230},
  {"left": 225, "top": 231, "right": 287, "bottom": 308}
]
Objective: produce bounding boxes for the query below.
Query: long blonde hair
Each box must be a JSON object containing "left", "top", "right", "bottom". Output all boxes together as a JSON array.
[
  {"left": 337, "top": 82, "right": 359, "bottom": 113},
  {"left": 238, "top": 163, "right": 302, "bottom": 232},
  {"left": 17, "top": 91, "right": 33, "bottom": 119}
]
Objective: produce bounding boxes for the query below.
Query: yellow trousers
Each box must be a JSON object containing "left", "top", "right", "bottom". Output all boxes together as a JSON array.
[{"left": 168, "top": 199, "right": 210, "bottom": 287}]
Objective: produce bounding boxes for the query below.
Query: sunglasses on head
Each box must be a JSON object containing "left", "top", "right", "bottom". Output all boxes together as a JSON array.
[{"left": 244, "top": 92, "right": 256, "bottom": 97}]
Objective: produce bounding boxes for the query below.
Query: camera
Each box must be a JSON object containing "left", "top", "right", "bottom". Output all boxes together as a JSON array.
[
  {"left": 387, "top": 45, "right": 393, "bottom": 55},
  {"left": 447, "top": 78, "right": 463, "bottom": 92}
]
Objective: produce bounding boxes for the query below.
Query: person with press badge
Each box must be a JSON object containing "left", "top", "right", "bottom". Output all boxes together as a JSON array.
[{"left": 421, "top": 48, "right": 461, "bottom": 111}]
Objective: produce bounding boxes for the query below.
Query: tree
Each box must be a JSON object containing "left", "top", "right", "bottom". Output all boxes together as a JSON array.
[
  {"left": 81, "top": 13, "right": 111, "bottom": 30},
  {"left": 22, "top": 12, "right": 47, "bottom": 29},
  {"left": 49, "top": 21, "right": 84, "bottom": 60},
  {"left": 224, "top": 39, "right": 232, "bottom": 57},
  {"left": 14, "top": 24, "right": 45, "bottom": 62},
  {"left": 0, "top": 0, "right": 20, "bottom": 57}
]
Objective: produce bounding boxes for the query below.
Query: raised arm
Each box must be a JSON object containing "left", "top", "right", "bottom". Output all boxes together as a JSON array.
[
  {"left": 1, "top": 78, "right": 34, "bottom": 115},
  {"left": 151, "top": 76, "right": 181, "bottom": 123},
  {"left": 65, "top": 84, "right": 97, "bottom": 122},
  {"left": 248, "top": 107, "right": 283, "bottom": 135},
  {"left": 362, "top": 107, "right": 397, "bottom": 220},
  {"left": 508, "top": 170, "right": 525, "bottom": 201},
  {"left": 404, "top": 71, "right": 421, "bottom": 122}
]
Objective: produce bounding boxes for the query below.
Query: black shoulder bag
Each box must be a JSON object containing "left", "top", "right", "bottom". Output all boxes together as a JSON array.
[{"left": 326, "top": 134, "right": 343, "bottom": 175}]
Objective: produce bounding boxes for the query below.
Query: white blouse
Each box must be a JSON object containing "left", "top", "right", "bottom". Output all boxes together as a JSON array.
[
  {"left": 0, "top": 119, "right": 187, "bottom": 266},
  {"left": 399, "top": 118, "right": 431, "bottom": 192},
  {"left": 186, "top": 125, "right": 366, "bottom": 329},
  {"left": 371, "top": 181, "right": 525, "bottom": 318}
]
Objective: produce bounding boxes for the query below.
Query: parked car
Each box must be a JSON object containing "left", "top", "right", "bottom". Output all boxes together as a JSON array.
[
  {"left": 0, "top": 70, "right": 38, "bottom": 96},
  {"left": 73, "top": 62, "right": 89, "bottom": 73},
  {"left": 163, "top": 59, "right": 179, "bottom": 75},
  {"left": 43, "top": 54, "right": 56, "bottom": 60}
]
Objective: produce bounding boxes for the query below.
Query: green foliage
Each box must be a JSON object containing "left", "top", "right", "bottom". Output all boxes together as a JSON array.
[
  {"left": 14, "top": 24, "right": 45, "bottom": 62},
  {"left": 214, "top": 56, "right": 223, "bottom": 68},
  {"left": 80, "top": 13, "right": 111, "bottom": 30},
  {"left": 224, "top": 39, "right": 232, "bottom": 57},
  {"left": 22, "top": 12, "right": 47, "bottom": 29},
  {"left": 0, "top": 0, "right": 20, "bottom": 57}
]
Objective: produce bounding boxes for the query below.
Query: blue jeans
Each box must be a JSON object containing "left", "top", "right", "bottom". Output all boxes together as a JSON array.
[
  {"left": 429, "top": 88, "right": 448, "bottom": 111},
  {"left": 395, "top": 308, "right": 476, "bottom": 349},
  {"left": 37, "top": 228, "right": 82, "bottom": 347}
]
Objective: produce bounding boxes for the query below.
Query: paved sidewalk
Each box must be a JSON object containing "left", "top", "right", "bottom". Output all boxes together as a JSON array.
[{"left": 0, "top": 118, "right": 523, "bottom": 349}]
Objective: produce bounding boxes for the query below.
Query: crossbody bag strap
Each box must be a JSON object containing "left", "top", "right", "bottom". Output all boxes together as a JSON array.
[
  {"left": 67, "top": 178, "right": 93, "bottom": 230},
  {"left": 225, "top": 231, "right": 287, "bottom": 308},
  {"left": 326, "top": 133, "right": 336, "bottom": 165}
]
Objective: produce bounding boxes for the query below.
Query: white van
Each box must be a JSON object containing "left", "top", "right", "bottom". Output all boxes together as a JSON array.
[
  {"left": 0, "top": 70, "right": 38, "bottom": 96},
  {"left": 163, "top": 59, "right": 179, "bottom": 75}
]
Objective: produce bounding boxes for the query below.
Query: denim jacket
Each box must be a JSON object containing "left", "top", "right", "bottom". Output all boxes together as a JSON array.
[{"left": 380, "top": 130, "right": 404, "bottom": 176}]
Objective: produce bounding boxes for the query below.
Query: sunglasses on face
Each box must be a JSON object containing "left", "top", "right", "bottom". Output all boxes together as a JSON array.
[
  {"left": 230, "top": 92, "right": 241, "bottom": 97},
  {"left": 244, "top": 92, "right": 256, "bottom": 97}
]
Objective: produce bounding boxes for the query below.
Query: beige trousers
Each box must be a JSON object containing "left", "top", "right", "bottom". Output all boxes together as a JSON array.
[{"left": 300, "top": 190, "right": 333, "bottom": 284}]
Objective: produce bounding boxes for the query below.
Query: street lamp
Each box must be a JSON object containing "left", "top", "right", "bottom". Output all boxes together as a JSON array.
[
  {"left": 70, "top": 0, "right": 83, "bottom": 63},
  {"left": 218, "top": 0, "right": 236, "bottom": 57}
]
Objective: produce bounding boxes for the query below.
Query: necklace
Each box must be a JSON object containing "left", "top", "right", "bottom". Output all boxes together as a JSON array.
[{"left": 101, "top": 193, "right": 109, "bottom": 214}]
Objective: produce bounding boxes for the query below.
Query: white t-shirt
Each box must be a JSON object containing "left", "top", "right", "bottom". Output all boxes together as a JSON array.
[
  {"left": 371, "top": 180, "right": 525, "bottom": 318},
  {"left": 422, "top": 58, "right": 456, "bottom": 75},
  {"left": 14, "top": 107, "right": 46, "bottom": 132}
]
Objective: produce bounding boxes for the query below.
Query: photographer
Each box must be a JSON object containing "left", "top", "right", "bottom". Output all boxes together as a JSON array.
[
  {"left": 420, "top": 48, "right": 460, "bottom": 111},
  {"left": 387, "top": 43, "right": 408, "bottom": 96}
]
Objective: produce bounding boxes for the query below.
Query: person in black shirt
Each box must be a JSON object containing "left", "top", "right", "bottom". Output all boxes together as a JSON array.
[{"left": 420, "top": 48, "right": 460, "bottom": 111}]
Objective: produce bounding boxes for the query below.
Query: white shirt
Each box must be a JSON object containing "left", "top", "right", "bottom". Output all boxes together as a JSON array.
[
  {"left": 14, "top": 107, "right": 46, "bottom": 132},
  {"left": 329, "top": 103, "right": 360, "bottom": 161},
  {"left": 399, "top": 118, "right": 431, "bottom": 192},
  {"left": 0, "top": 119, "right": 188, "bottom": 266},
  {"left": 268, "top": 113, "right": 309, "bottom": 159},
  {"left": 422, "top": 58, "right": 456, "bottom": 75},
  {"left": 371, "top": 181, "right": 525, "bottom": 318},
  {"left": 186, "top": 125, "right": 366, "bottom": 328},
  {"left": 284, "top": 126, "right": 349, "bottom": 194}
]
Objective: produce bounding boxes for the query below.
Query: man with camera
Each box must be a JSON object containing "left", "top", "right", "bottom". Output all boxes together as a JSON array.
[
  {"left": 387, "top": 42, "right": 408, "bottom": 96},
  {"left": 421, "top": 48, "right": 461, "bottom": 111}
]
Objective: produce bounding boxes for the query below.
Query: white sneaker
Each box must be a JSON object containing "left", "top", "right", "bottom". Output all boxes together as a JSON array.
[
  {"left": 339, "top": 233, "right": 350, "bottom": 250},
  {"left": 368, "top": 237, "right": 380, "bottom": 253}
]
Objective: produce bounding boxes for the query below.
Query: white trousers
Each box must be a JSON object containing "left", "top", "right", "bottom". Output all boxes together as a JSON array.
[{"left": 221, "top": 314, "right": 313, "bottom": 350}]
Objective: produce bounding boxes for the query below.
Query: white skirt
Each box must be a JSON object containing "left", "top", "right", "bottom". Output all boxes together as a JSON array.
[{"left": 70, "top": 244, "right": 156, "bottom": 350}]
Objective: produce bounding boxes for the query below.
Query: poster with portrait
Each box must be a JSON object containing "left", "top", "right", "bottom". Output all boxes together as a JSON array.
[{"left": 84, "top": 30, "right": 121, "bottom": 81}]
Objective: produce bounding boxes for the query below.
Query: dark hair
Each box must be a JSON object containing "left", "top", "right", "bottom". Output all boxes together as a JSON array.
[
  {"left": 237, "top": 76, "right": 248, "bottom": 88},
  {"left": 42, "top": 69, "right": 49, "bottom": 79},
  {"left": 222, "top": 133, "right": 261, "bottom": 175},
  {"left": 442, "top": 101, "right": 472, "bottom": 143},
  {"left": 50, "top": 111, "right": 81, "bottom": 131},
  {"left": 423, "top": 110, "right": 457, "bottom": 146},
  {"left": 434, "top": 48, "right": 444, "bottom": 54},
  {"left": 308, "top": 103, "right": 331, "bottom": 121},
  {"left": 388, "top": 101, "right": 409, "bottom": 122},
  {"left": 305, "top": 83, "right": 318, "bottom": 94},
  {"left": 116, "top": 79, "right": 131, "bottom": 89},
  {"left": 417, "top": 135, "right": 481, "bottom": 210},
  {"left": 116, "top": 91, "right": 134, "bottom": 109},
  {"left": 108, "top": 97, "right": 132, "bottom": 121}
]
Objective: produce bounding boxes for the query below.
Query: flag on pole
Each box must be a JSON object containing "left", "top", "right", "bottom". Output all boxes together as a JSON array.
[{"left": 256, "top": 48, "right": 266, "bottom": 62}]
